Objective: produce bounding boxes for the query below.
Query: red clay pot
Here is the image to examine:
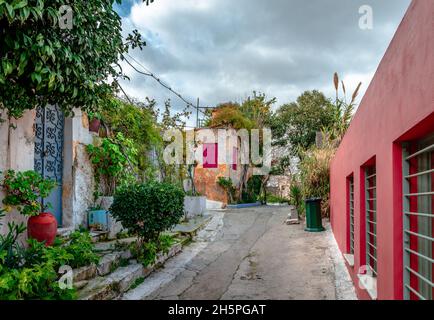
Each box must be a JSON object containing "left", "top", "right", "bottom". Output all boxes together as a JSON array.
[
  {"left": 89, "top": 118, "right": 101, "bottom": 133},
  {"left": 28, "top": 213, "right": 58, "bottom": 246}
]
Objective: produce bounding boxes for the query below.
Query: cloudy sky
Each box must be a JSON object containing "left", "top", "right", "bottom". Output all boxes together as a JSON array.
[{"left": 115, "top": 0, "right": 411, "bottom": 126}]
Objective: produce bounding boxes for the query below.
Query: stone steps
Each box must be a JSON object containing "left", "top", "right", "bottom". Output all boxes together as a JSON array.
[
  {"left": 78, "top": 263, "right": 145, "bottom": 300},
  {"left": 73, "top": 249, "right": 131, "bottom": 285},
  {"left": 73, "top": 213, "right": 213, "bottom": 300},
  {"left": 76, "top": 243, "right": 183, "bottom": 300}
]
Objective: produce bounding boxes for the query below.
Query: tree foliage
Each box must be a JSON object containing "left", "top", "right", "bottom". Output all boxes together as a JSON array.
[
  {"left": 271, "top": 90, "right": 336, "bottom": 158},
  {"left": 101, "top": 97, "right": 161, "bottom": 181},
  {"left": 296, "top": 73, "right": 362, "bottom": 218},
  {"left": 0, "top": 0, "right": 145, "bottom": 120}
]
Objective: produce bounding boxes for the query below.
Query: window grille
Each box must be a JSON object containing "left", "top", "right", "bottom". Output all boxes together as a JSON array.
[
  {"left": 365, "top": 166, "right": 377, "bottom": 276},
  {"left": 403, "top": 137, "right": 434, "bottom": 300},
  {"left": 349, "top": 176, "right": 355, "bottom": 254}
]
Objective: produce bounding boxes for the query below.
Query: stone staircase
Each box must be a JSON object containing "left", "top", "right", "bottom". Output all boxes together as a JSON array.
[
  {"left": 74, "top": 238, "right": 183, "bottom": 300},
  {"left": 68, "top": 214, "right": 215, "bottom": 300}
]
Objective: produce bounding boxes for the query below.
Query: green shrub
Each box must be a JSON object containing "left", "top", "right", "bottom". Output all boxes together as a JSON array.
[
  {"left": 241, "top": 176, "right": 262, "bottom": 204},
  {"left": 0, "top": 222, "right": 99, "bottom": 300},
  {"left": 110, "top": 182, "right": 184, "bottom": 243}
]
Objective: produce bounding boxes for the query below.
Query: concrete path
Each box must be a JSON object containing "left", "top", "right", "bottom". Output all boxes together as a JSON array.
[{"left": 124, "top": 206, "right": 356, "bottom": 300}]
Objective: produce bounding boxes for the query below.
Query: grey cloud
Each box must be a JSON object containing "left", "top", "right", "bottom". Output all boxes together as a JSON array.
[{"left": 118, "top": 0, "right": 411, "bottom": 125}]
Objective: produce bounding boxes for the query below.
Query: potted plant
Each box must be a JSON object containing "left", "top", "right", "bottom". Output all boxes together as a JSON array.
[
  {"left": 87, "top": 133, "right": 137, "bottom": 238},
  {"left": 88, "top": 111, "right": 102, "bottom": 133},
  {"left": 1, "top": 170, "right": 57, "bottom": 246}
]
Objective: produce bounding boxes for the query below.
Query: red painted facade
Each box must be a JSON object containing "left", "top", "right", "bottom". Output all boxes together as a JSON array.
[{"left": 330, "top": 0, "right": 434, "bottom": 300}]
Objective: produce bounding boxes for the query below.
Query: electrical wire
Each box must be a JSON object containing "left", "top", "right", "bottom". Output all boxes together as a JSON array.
[{"left": 124, "top": 53, "right": 208, "bottom": 116}]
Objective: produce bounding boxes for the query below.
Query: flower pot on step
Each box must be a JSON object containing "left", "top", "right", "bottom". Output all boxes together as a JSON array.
[
  {"left": 28, "top": 212, "right": 58, "bottom": 246},
  {"left": 88, "top": 209, "right": 109, "bottom": 232}
]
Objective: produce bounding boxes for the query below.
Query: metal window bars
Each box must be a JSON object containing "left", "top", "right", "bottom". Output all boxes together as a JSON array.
[
  {"left": 403, "top": 141, "right": 433, "bottom": 300},
  {"left": 365, "top": 166, "right": 378, "bottom": 276},
  {"left": 349, "top": 177, "right": 355, "bottom": 254}
]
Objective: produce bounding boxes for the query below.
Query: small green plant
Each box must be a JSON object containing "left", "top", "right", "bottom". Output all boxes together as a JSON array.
[
  {"left": 129, "top": 234, "right": 176, "bottom": 267},
  {"left": 185, "top": 190, "right": 203, "bottom": 197},
  {"left": 130, "top": 277, "right": 145, "bottom": 290},
  {"left": 217, "top": 177, "right": 236, "bottom": 204},
  {"left": 289, "top": 182, "right": 304, "bottom": 218},
  {"left": 267, "top": 194, "right": 289, "bottom": 204},
  {"left": 1, "top": 170, "right": 57, "bottom": 217},
  {"left": 159, "top": 234, "right": 175, "bottom": 254},
  {"left": 0, "top": 209, "right": 27, "bottom": 269}
]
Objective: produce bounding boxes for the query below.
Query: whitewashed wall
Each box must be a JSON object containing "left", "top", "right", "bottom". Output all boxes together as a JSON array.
[{"left": 0, "top": 110, "right": 36, "bottom": 240}]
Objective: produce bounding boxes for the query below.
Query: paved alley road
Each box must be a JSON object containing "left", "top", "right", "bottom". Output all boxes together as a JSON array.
[{"left": 124, "top": 206, "right": 356, "bottom": 300}]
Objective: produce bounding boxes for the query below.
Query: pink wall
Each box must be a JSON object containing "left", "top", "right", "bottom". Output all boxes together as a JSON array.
[{"left": 330, "top": 0, "right": 434, "bottom": 300}]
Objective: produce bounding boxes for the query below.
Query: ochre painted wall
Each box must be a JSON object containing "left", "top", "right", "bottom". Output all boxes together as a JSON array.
[{"left": 330, "top": 0, "right": 434, "bottom": 300}]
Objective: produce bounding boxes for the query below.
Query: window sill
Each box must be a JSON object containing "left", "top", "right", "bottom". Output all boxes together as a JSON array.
[
  {"left": 357, "top": 273, "right": 378, "bottom": 300},
  {"left": 343, "top": 254, "right": 355, "bottom": 267}
]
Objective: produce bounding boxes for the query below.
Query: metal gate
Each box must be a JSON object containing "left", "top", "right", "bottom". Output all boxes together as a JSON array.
[{"left": 34, "top": 105, "right": 65, "bottom": 226}]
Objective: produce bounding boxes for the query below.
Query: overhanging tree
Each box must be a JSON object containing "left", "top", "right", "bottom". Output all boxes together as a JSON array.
[{"left": 0, "top": 0, "right": 147, "bottom": 120}]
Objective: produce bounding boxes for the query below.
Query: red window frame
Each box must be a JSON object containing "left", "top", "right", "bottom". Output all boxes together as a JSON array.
[
  {"left": 232, "top": 147, "right": 238, "bottom": 171},
  {"left": 203, "top": 143, "right": 218, "bottom": 169}
]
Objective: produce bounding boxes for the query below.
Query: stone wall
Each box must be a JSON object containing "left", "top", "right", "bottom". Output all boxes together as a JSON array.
[
  {"left": 62, "top": 109, "right": 96, "bottom": 229},
  {"left": 266, "top": 175, "right": 292, "bottom": 199}
]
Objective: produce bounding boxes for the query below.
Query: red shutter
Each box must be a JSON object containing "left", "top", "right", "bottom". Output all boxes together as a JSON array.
[{"left": 203, "top": 143, "right": 218, "bottom": 168}]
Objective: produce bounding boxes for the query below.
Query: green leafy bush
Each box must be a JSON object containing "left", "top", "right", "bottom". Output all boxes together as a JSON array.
[
  {"left": 0, "top": 221, "right": 99, "bottom": 300},
  {"left": 110, "top": 182, "right": 184, "bottom": 243},
  {"left": 63, "top": 232, "right": 100, "bottom": 269},
  {"left": 1, "top": 170, "right": 56, "bottom": 216}
]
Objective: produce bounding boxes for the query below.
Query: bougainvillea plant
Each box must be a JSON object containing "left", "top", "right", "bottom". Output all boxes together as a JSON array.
[{"left": 1, "top": 170, "right": 56, "bottom": 216}]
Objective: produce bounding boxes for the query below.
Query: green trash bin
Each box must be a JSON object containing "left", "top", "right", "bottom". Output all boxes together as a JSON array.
[{"left": 305, "top": 198, "right": 325, "bottom": 232}]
